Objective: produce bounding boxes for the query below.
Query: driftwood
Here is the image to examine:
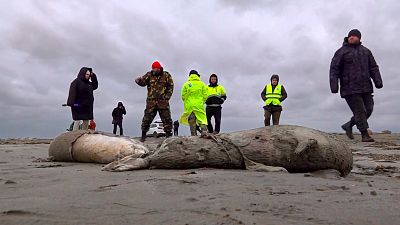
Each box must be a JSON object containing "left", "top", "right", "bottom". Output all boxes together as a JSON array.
[{"left": 49, "top": 125, "right": 353, "bottom": 176}]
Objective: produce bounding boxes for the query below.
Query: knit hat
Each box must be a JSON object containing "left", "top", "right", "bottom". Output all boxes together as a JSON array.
[
  {"left": 189, "top": 70, "right": 200, "bottom": 77},
  {"left": 152, "top": 61, "right": 162, "bottom": 69},
  {"left": 348, "top": 29, "right": 361, "bottom": 39},
  {"left": 270, "top": 74, "right": 279, "bottom": 82}
]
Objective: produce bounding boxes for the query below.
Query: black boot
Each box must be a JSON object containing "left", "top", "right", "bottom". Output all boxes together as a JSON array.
[
  {"left": 140, "top": 131, "right": 147, "bottom": 142},
  {"left": 361, "top": 130, "right": 374, "bottom": 142},
  {"left": 341, "top": 123, "right": 354, "bottom": 140}
]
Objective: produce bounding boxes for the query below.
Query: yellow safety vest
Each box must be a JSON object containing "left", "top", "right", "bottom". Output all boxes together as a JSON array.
[{"left": 265, "top": 84, "right": 282, "bottom": 106}]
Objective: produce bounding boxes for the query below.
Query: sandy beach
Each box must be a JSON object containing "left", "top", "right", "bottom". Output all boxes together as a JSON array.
[{"left": 1, "top": 133, "right": 399, "bottom": 225}]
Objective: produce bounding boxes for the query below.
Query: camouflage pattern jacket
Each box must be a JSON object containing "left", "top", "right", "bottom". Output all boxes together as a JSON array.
[{"left": 136, "top": 71, "right": 174, "bottom": 109}]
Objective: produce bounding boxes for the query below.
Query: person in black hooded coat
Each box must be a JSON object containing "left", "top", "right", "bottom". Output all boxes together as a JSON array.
[
  {"left": 330, "top": 29, "right": 383, "bottom": 142},
  {"left": 67, "top": 67, "right": 98, "bottom": 130},
  {"left": 112, "top": 102, "right": 126, "bottom": 136}
]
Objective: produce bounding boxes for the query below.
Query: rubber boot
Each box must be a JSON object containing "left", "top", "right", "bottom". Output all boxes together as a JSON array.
[
  {"left": 188, "top": 113, "right": 197, "bottom": 136},
  {"left": 361, "top": 130, "right": 374, "bottom": 142},
  {"left": 189, "top": 125, "right": 197, "bottom": 136},
  {"left": 140, "top": 131, "right": 147, "bottom": 142},
  {"left": 341, "top": 123, "right": 354, "bottom": 140},
  {"left": 200, "top": 125, "right": 208, "bottom": 138}
]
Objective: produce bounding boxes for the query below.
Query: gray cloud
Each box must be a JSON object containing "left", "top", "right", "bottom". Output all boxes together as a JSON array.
[{"left": 0, "top": 0, "right": 399, "bottom": 138}]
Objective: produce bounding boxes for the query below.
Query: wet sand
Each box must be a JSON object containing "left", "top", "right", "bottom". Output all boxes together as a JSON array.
[{"left": 1, "top": 133, "right": 399, "bottom": 225}]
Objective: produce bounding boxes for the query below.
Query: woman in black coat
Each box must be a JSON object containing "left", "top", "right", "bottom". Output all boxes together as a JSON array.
[{"left": 67, "top": 67, "right": 98, "bottom": 131}]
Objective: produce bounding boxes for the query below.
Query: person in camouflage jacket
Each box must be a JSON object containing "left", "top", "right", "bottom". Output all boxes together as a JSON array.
[{"left": 135, "top": 61, "right": 174, "bottom": 141}]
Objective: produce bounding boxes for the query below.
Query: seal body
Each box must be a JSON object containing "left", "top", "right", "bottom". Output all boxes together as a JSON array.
[
  {"left": 102, "top": 125, "right": 353, "bottom": 176},
  {"left": 48, "top": 131, "right": 148, "bottom": 164}
]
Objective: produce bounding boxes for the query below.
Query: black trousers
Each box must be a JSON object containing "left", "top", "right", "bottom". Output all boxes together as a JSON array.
[
  {"left": 113, "top": 121, "right": 123, "bottom": 136},
  {"left": 174, "top": 128, "right": 179, "bottom": 136},
  {"left": 206, "top": 106, "right": 222, "bottom": 133},
  {"left": 264, "top": 111, "right": 281, "bottom": 126},
  {"left": 344, "top": 93, "right": 374, "bottom": 132},
  {"left": 263, "top": 105, "right": 282, "bottom": 126}
]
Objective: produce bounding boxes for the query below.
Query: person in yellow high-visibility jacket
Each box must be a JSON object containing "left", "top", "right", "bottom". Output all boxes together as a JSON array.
[
  {"left": 180, "top": 70, "right": 208, "bottom": 136},
  {"left": 205, "top": 74, "right": 227, "bottom": 134},
  {"left": 261, "top": 74, "right": 287, "bottom": 126}
]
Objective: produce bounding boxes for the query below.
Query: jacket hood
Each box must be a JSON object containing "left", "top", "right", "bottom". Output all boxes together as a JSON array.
[
  {"left": 270, "top": 74, "right": 279, "bottom": 83},
  {"left": 188, "top": 74, "right": 201, "bottom": 81},
  {"left": 117, "top": 102, "right": 123, "bottom": 107},
  {"left": 77, "top": 67, "right": 91, "bottom": 81},
  {"left": 209, "top": 74, "right": 218, "bottom": 87}
]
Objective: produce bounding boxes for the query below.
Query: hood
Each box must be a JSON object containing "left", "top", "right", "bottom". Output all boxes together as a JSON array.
[
  {"left": 209, "top": 74, "right": 218, "bottom": 87},
  {"left": 77, "top": 67, "right": 91, "bottom": 81},
  {"left": 188, "top": 74, "right": 201, "bottom": 81},
  {"left": 270, "top": 74, "right": 279, "bottom": 83},
  {"left": 117, "top": 102, "right": 123, "bottom": 107}
]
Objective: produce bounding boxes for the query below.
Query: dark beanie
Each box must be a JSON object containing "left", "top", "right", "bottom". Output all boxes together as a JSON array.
[
  {"left": 270, "top": 74, "right": 279, "bottom": 82},
  {"left": 189, "top": 70, "right": 200, "bottom": 77},
  {"left": 118, "top": 102, "right": 123, "bottom": 107},
  {"left": 348, "top": 29, "right": 361, "bottom": 39}
]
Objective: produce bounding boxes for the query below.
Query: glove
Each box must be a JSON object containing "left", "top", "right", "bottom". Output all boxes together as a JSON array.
[{"left": 73, "top": 103, "right": 80, "bottom": 107}]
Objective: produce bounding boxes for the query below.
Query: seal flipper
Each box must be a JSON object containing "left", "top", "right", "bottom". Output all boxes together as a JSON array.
[
  {"left": 294, "top": 138, "right": 318, "bottom": 155},
  {"left": 102, "top": 155, "right": 149, "bottom": 172},
  {"left": 244, "top": 157, "right": 288, "bottom": 173}
]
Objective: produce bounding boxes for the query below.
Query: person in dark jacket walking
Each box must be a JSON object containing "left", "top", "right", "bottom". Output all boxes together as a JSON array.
[
  {"left": 330, "top": 29, "right": 383, "bottom": 142},
  {"left": 112, "top": 102, "right": 126, "bottom": 136},
  {"left": 173, "top": 120, "right": 179, "bottom": 136},
  {"left": 67, "top": 67, "right": 98, "bottom": 131},
  {"left": 205, "top": 74, "right": 227, "bottom": 134},
  {"left": 261, "top": 74, "right": 287, "bottom": 126}
]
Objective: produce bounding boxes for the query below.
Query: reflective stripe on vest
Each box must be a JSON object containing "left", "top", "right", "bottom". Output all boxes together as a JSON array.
[{"left": 265, "top": 84, "right": 282, "bottom": 106}]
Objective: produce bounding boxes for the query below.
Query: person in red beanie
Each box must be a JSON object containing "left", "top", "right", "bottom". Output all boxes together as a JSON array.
[{"left": 135, "top": 61, "right": 174, "bottom": 142}]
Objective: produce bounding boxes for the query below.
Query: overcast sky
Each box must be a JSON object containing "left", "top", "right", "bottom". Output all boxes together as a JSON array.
[{"left": 0, "top": 0, "right": 399, "bottom": 138}]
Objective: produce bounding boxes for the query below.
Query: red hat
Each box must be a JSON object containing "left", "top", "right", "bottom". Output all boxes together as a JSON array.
[{"left": 151, "top": 61, "right": 162, "bottom": 69}]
